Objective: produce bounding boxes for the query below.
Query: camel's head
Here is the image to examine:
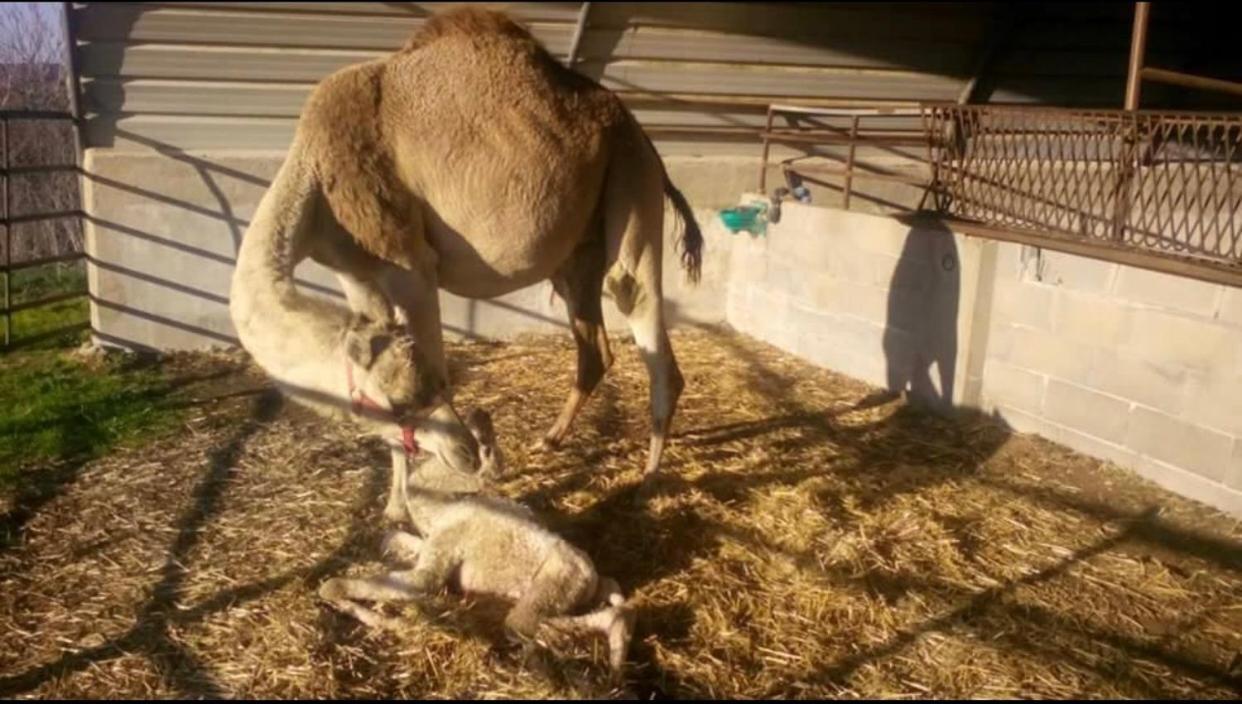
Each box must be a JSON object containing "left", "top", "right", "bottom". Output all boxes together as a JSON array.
[
  {"left": 410, "top": 407, "right": 504, "bottom": 493},
  {"left": 343, "top": 315, "right": 481, "bottom": 475}
]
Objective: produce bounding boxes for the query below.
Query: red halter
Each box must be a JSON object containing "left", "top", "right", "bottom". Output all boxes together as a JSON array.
[{"left": 346, "top": 360, "right": 418, "bottom": 456}]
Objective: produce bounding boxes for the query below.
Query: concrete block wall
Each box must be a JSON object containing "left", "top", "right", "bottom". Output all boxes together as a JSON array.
[
  {"left": 724, "top": 196, "right": 1242, "bottom": 516},
  {"left": 726, "top": 197, "right": 990, "bottom": 411},
  {"left": 83, "top": 149, "right": 744, "bottom": 350},
  {"left": 978, "top": 245, "right": 1242, "bottom": 515}
]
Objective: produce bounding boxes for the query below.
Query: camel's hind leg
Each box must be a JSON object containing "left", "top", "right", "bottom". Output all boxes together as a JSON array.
[
  {"left": 542, "top": 232, "right": 613, "bottom": 450},
  {"left": 319, "top": 534, "right": 457, "bottom": 630},
  {"left": 541, "top": 576, "right": 634, "bottom": 676},
  {"left": 601, "top": 126, "right": 686, "bottom": 496}
]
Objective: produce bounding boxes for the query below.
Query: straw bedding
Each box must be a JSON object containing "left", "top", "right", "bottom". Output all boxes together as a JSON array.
[{"left": 1, "top": 327, "right": 1240, "bottom": 699}]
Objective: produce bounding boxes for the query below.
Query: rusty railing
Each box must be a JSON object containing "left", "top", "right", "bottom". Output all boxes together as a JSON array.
[
  {"left": 1, "top": 109, "right": 87, "bottom": 349},
  {"left": 922, "top": 103, "right": 1242, "bottom": 284},
  {"left": 758, "top": 103, "right": 928, "bottom": 209}
]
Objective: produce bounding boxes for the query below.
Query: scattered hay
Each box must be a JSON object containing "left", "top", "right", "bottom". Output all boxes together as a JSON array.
[{"left": 1, "top": 328, "right": 1240, "bottom": 699}]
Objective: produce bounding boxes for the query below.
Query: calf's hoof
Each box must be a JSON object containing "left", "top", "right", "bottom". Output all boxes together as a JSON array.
[
  {"left": 532, "top": 435, "right": 561, "bottom": 453},
  {"left": 382, "top": 501, "right": 407, "bottom": 524},
  {"left": 608, "top": 606, "right": 636, "bottom": 679}
]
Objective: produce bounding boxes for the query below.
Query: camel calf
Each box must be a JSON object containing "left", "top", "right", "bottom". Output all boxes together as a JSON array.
[{"left": 319, "top": 409, "right": 635, "bottom": 676}]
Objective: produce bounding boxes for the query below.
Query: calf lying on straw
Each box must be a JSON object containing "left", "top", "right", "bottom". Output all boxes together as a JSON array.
[{"left": 319, "top": 408, "right": 635, "bottom": 675}]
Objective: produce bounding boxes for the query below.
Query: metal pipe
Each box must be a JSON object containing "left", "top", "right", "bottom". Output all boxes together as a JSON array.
[
  {"left": 565, "top": 2, "right": 592, "bottom": 68},
  {"left": 758, "top": 106, "right": 775, "bottom": 193},
  {"left": 1141, "top": 66, "right": 1242, "bottom": 98},
  {"left": 1124, "top": 2, "right": 1151, "bottom": 111},
  {"left": 843, "top": 116, "right": 859, "bottom": 209},
  {"left": 2, "top": 117, "right": 9, "bottom": 348},
  {"left": 60, "top": 3, "right": 84, "bottom": 122}
]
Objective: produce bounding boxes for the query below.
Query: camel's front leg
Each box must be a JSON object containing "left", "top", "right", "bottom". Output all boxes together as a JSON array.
[
  {"left": 384, "top": 445, "right": 410, "bottom": 523},
  {"left": 319, "top": 541, "right": 458, "bottom": 630}
]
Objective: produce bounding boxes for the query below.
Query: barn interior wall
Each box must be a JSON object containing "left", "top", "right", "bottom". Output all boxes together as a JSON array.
[
  {"left": 81, "top": 150, "right": 743, "bottom": 350},
  {"left": 724, "top": 196, "right": 1242, "bottom": 517}
]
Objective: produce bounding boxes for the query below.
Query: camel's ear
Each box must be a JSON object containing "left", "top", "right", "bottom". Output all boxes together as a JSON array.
[
  {"left": 343, "top": 327, "right": 373, "bottom": 369},
  {"left": 465, "top": 408, "right": 495, "bottom": 444}
]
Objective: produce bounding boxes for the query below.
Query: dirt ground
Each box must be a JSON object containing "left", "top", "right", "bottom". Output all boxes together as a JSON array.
[{"left": 1, "top": 328, "right": 1240, "bottom": 699}]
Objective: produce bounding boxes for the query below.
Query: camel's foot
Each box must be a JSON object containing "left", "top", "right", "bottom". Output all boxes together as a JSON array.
[
  {"left": 608, "top": 606, "right": 636, "bottom": 679},
  {"left": 632, "top": 476, "right": 662, "bottom": 508},
  {"left": 531, "top": 434, "right": 562, "bottom": 453}
]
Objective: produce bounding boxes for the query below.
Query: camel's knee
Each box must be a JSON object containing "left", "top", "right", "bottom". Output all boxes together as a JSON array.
[
  {"left": 382, "top": 530, "right": 423, "bottom": 562},
  {"left": 504, "top": 605, "right": 543, "bottom": 640}
]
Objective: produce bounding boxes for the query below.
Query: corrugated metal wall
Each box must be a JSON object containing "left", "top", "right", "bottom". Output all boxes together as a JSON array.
[
  {"left": 75, "top": 2, "right": 1202, "bottom": 157},
  {"left": 73, "top": 2, "right": 1241, "bottom": 156}
]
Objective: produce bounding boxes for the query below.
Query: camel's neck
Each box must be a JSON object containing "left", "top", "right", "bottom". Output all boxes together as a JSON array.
[
  {"left": 405, "top": 481, "right": 472, "bottom": 532},
  {"left": 229, "top": 151, "right": 387, "bottom": 433}
]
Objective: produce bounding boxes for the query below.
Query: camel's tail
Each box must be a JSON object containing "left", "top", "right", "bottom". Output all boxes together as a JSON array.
[
  {"left": 630, "top": 115, "right": 704, "bottom": 285},
  {"left": 662, "top": 177, "right": 703, "bottom": 284}
]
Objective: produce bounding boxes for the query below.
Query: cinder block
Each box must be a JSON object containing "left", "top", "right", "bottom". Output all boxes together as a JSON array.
[
  {"left": 767, "top": 216, "right": 836, "bottom": 264},
  {"left": 1043, "top": 379, "right": 1131, "bottom": 444},
  {"left": 1052, "top": 290, "right": 1133, "bottom": 346},
  {"left": 1123, "top": 308, "right": 1234, "bottom": 372},
  {"left": 1114, "top": 266, "right": 1221, "bottom": 317},
  {"left": 1126, "top": 405, "right": 1235, "bottom": 484},
  {"left": 992, "top": 404, "right": 1050, "bottom": 436},
  {"left": 1180, "top": 373, "right": 1242, "bottom": 437},
  {"left": 1130, "top": 455, "right": 1242, "bottom": 517},
  {"left": 1049, "top": 419, "right": 1142, "bottom": 471},
  {"left": 1040, "top": 250, "right": 1118, "bottom": 293},
  {"left": 728, "top": 231, "right": 769, "bottom": 285},
  {"left": 993, "top": 279, "right": 1054, "bottom": 331},
  {"left": 987, "top": 323, "right": 1095, "bottom": 383},
  {"left": 1218, "top": 287, "right": 1242, "bottom": 328},
  {"left": 981, "top": 359, "right": 1046, "bottom": 415},
  {"left": 992, "top": 242, "right": 1027, "bottom": 280},
  {"left": 868, "top": 251, "right": 903, "bottom": 290},
  {"left": 1087, "top": 347, "right": 1188, "bottom": 414},
  {"left": 821, "top": 279, "right": 889, "bottom": 324},
  {"left": 748, "top": 287, "right": 795, "bottom": 350},
  {"left": 1229, "top": 439, "right": 1242, "bottom": 492}
]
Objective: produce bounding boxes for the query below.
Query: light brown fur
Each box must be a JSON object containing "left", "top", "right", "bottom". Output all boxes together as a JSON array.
[
  {"left": 319, "top": 409, "right": 635, "bottom": 677},
  {"left": 230, "top": 7, "right": 703, "bottom": 504}
]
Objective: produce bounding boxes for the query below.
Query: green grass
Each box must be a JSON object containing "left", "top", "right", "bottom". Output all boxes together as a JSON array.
[
  {"left": 4, "top": 262, "right": 90, "bottom": 350},
  {"left": 0, "top": 262, "right": 183, "bottom": 498}
]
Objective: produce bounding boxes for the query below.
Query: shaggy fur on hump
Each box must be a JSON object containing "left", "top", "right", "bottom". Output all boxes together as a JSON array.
[{"left": 400, "top": 6, "right": 545, "bottom": 54}]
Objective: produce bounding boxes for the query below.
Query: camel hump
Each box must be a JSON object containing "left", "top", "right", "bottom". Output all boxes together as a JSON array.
[{"left": 401, "top": 7, "right": 541, "bottom": 54}]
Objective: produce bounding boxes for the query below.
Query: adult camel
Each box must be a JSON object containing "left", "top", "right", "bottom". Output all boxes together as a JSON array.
[{"left": 229, "top": 7, "right": 703, "bottom": 516}]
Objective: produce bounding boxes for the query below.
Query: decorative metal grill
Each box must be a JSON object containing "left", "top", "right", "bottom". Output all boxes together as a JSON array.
[{"left": 922, "top": 104, "right": 1242, "bottom": 272}]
